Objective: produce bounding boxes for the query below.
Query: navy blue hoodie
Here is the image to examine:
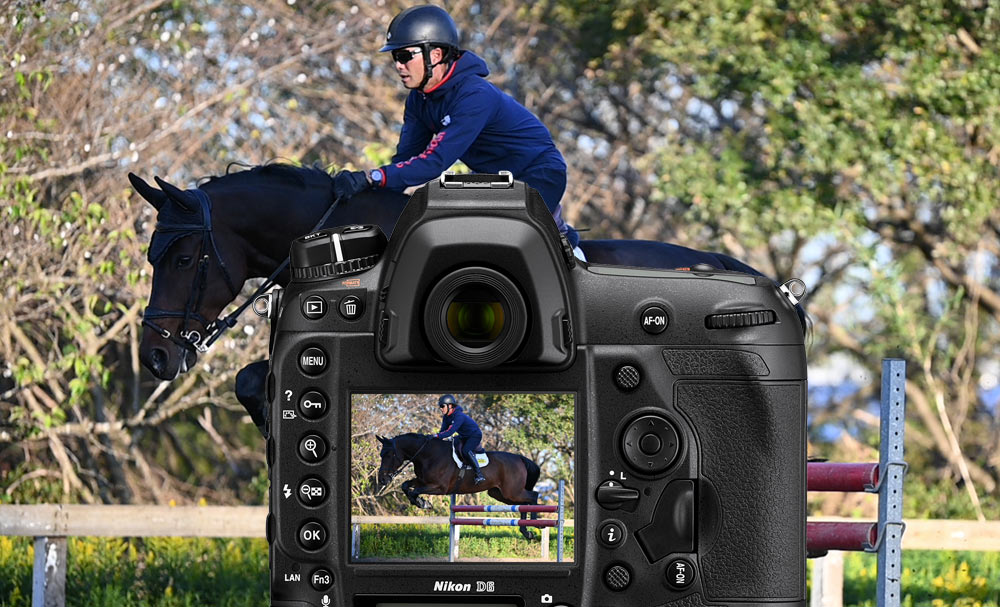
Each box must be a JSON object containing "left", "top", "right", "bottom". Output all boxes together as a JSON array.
[
  {"left": 436, "top": 405, "right": 482, "bottom": 441},
  {"left": 379, "top": 51, "right": 577, "bottom": 244}
]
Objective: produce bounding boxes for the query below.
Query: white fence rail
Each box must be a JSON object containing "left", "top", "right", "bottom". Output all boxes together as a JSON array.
[{"left": 3, "top": 505, "right": 999, "bottom": 607}]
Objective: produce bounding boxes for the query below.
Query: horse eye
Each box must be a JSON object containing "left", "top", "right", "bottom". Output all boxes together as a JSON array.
[{"left": 176, "top": 255, "right": 193, "bottom": 269}]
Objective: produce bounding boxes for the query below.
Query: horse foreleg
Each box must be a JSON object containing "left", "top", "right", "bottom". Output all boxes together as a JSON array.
[
  {"left": 402, "top": 479, "right": 433, "bottom": 510},
  {"left": 236, "top": 360, "right": 270, "bottom": 437}
]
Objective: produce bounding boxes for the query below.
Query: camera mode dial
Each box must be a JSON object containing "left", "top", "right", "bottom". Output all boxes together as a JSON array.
[{"left": 290, "top": 225, "right": 387, "bottom": 281}]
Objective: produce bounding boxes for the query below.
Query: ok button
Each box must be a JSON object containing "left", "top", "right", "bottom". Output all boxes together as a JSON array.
[
  {"left": 299, "top": 346, "right": 328, "bottom": 375},
  {"left": 298, "top": 521, "right": 327, "bottom": 550}
]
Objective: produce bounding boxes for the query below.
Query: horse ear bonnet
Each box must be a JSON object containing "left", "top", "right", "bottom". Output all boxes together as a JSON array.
[{"left": 146, "top": 195, "right": 209, "bottom": 264}]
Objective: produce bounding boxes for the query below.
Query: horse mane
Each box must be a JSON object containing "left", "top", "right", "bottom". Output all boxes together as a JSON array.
[
  {"left": 198, "top": 161, "right": 333, "bottom": 190},
  {"left": 396, "top": 432, "right": 430, "bottom": 441}
]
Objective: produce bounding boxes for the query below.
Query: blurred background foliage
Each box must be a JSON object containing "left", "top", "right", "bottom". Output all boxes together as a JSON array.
[{"left": 0, "top": 0, "right": 998, "bottom": 529}]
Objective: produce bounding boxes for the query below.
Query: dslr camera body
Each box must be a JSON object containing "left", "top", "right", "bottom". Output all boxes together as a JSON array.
[{"left": 265, "top": 173, "right": 807, "bottom": 607}]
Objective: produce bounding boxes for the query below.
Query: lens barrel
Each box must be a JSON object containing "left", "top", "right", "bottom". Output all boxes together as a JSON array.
[{"left": 423, "top": 267, "right": 527, "bottom": 369}]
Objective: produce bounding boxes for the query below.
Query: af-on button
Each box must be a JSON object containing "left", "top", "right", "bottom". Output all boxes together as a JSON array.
[{"left": 640, "top": 305, "right": 668, "bottom": 334}]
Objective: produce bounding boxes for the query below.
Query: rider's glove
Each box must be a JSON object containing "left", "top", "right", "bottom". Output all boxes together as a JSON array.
[{"left": 333, "top": 170, "right": 371, "bottom": 199}]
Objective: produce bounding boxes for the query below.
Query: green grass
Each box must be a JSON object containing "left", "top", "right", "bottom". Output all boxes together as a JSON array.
[
  {"left": 831, "top": 550, "right": 1000, "bottom": 607},
  {"left": 356, "top": 523, "right": 575, "bottom": 560},
  {"left": 3, "top": 535, "right": 999, "bottom": 606},
  {"left": 0, "top": 536, "right": 268, "bottom": 607}
]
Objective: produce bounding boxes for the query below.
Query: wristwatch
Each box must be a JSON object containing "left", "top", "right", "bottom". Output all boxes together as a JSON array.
[{"left": 369, "top": 168, "right": 384, "bottom": 186}]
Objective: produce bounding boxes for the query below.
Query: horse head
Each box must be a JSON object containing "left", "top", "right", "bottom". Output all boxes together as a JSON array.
[
  {"left": 130, "top": 173, "right": 250, "bottom": 380},
  {"left": 373, "top": 434, "right": 404, "bottom": 495}
]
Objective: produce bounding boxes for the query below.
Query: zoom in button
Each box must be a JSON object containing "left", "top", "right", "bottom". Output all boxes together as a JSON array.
[{"left": 299, "top": 434, "right": 328, "bottom": 463}]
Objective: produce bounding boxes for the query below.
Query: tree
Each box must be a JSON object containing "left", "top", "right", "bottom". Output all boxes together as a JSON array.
[{"left": 550, "top": 0, "right": 1000, "bottom": 518}]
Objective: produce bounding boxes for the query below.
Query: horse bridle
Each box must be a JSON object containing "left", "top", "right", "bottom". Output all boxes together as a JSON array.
[
  {"left": 378, "top": 436, "right": 432, "bottom": 494},
  {"left": 143, "top": 187, "right": 343, "bottom": 354},
  {"left": 142, "top": 189, "right": 241, "bottom": 354}
]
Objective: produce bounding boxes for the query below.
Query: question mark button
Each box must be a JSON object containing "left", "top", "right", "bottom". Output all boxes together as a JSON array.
[
  {"left": 298, "top": 390, "right": 329, "bottom": 420},
  {"left": 298, "top": 434, "right": 328, "bottom": 463}
]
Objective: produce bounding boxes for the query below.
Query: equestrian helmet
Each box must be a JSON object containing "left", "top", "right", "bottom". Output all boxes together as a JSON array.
[
  {"left": 438, "top": 394, "right": 457, "bottom": 408},
  {"left": 379, "top": 5, "right": 460, "bottom": 52}
]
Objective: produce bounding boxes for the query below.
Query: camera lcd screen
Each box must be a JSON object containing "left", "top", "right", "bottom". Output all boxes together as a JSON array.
[{"left": 350, "top": 393, "right": 575, "bottom": 563}]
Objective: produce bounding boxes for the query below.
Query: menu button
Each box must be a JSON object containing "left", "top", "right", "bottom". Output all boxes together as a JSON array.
[{"left": 299, "top": 346, "right": 328, "bottom": 375}]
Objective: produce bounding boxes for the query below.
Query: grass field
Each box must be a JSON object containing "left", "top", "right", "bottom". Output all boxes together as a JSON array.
[
  {"left": 2, "top": 534, "right": 998, "bottom": 606},
  {"left": 355, "top": 522, "right": 575, "bottom": 561}
]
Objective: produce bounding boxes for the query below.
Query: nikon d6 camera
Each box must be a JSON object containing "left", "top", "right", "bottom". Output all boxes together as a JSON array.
[{"left": 264, "top": 173, "right": 807, "bottom": 607}]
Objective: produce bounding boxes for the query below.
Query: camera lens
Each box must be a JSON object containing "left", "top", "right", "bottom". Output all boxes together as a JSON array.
[{"left": 424, "top": 267, "right": 527, "bottom": 369}]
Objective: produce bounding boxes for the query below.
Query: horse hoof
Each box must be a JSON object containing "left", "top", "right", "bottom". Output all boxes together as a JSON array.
[{"left": 418, "top": 499, "right": 432, "bottom": 510}]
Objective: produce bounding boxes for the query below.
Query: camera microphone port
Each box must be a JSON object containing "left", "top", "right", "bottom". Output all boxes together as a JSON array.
[{"left": 423, "top": 267, "right": 528, "bottom": 369}]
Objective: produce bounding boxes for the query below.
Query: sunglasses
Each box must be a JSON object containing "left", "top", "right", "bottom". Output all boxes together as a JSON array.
[{"left": 391, "top": 48, "right": 422, "bottom": 64}]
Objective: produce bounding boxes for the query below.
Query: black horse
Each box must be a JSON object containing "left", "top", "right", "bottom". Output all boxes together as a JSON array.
[
  {"left": 129, "top": 164, "right": 799, "bottom": 432},
  {"left": 373, "top": 433, "right": 542, "bottom": 540}
]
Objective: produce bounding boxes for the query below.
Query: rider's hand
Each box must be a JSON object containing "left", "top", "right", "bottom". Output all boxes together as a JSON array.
[{"left": 333, "top": 170, "right": 371, "bottom": 199}]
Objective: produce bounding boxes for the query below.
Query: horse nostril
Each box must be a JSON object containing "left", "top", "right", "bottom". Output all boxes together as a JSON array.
[{"left": 150, "top": 347, "right": 168, "bottom": 372}]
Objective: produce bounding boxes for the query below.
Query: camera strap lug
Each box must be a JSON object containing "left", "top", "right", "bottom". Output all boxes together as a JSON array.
[
  {"left": 779, "top": 278, "right": 806, "bottom": 305},
  {"left": 253, "top": 292, "right": 274, "bottom": 319}
]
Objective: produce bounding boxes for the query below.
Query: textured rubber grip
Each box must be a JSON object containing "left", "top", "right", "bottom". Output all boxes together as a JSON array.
[{"left": 676, "top": 382, "right": 805, "bottom": 601}]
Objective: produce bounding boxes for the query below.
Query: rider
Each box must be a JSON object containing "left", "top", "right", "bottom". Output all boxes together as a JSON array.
[
  {"left": 332, "top": 4, "right": 584, "bottom": 260},
  {"left": 431, "top": 394, "right": 486, "bottom": 484}
]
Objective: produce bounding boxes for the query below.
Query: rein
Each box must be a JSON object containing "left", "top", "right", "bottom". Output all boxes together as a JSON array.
[{"left": 143, "top": 187, "right": 343, "bottom": 353}]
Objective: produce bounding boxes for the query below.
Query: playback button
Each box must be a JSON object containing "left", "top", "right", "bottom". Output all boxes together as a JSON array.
[{"left": 302, "top": 295, "right": 327, "bottom": 320}]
